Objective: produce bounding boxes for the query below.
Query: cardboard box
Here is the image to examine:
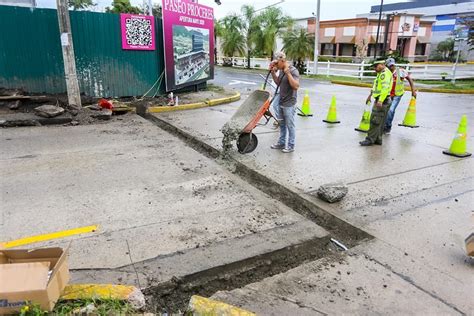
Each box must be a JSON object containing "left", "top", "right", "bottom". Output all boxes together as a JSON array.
[
  {"left": 0, "top": 247, "right": 70, "bottom": 314},
  {"left": 466, "top": 233, "right": 474, "bottom": 257}
]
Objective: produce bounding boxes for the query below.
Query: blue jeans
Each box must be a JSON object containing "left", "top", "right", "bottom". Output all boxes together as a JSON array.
[
  {"left": 277, "top": 106, "right": 296, "bottom": 148},
  {"left": 271, "top": 93, "right": 281, "bottom": 120},
  {"left": 385, "top": 95, "right": 402, "bottom": 129}
]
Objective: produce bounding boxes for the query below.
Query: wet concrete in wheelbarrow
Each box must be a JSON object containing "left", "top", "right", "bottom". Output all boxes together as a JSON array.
[
  {"left": 221, "top": 90, "right": 270, "bottom": 157},
  {"left": 140, "top": 113, "right": 373, "bottom": 313}
]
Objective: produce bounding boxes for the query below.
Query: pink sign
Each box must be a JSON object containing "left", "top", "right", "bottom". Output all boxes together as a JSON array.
[
  {"left": 162, "top": 0, "right": 214, "bottom": 91},
  {"left": 120, "top": 14, "right": 156, "bottom": 50}
]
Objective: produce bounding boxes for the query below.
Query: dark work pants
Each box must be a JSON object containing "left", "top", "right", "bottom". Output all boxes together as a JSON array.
[{"left": 367, "top": 97, "right": 392, "bottom": 143}]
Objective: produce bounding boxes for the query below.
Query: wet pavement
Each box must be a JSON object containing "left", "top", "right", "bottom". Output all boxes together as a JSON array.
[
  {"left": 0, "top": 114, "right": 329, "bottom": 288},
  {"left": 153, "top": 67, "right": 474, "bottom": 314}
]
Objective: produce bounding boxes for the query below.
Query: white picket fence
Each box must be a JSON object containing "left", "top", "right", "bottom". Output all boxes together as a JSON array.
[{"left": 217, "top": 57, "right": 474, "bottom": 80}]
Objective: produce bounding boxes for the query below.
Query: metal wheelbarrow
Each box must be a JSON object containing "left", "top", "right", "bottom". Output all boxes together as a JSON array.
[{"left": 222, "top": 71, "right": 281, "bottom": 154}]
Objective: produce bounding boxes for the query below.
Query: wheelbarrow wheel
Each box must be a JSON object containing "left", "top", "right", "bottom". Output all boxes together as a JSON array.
[{"left": 237, "top": 133, "right": 258, "bottom": 154}]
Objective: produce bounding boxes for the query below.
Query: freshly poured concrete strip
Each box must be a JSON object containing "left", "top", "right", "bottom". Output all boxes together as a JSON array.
[{"left": 152, "top": 69, "right": 473, "bottom": 314}]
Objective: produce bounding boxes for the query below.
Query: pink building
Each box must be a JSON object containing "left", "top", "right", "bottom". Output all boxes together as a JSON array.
[{"left": 302, "top": 14, "right": 435, "bottom": 62}]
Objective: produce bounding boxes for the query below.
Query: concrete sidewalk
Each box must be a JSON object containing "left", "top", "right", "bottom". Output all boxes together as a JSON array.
[
  {"left": 153, "top": 82, "right": 474, "bottom": 313},
  {"left": 0, "top": 114, "right": 329, "bottom": 288}
]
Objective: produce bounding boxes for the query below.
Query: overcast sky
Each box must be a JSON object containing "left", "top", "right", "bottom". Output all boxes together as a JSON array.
[{"left": 36, "top": 0, "right": 409, "bottom": 20}]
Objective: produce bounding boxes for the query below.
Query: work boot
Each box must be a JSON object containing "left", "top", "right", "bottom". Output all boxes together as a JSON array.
[
  {"left": 359, "top": 139, "right": 373, "bottom": 146},
  {"left": 271, "top": 143, "right": 285, "bottom": 149}
]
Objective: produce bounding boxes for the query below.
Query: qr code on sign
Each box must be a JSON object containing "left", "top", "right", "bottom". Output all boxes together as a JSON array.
[{"left": 125, "top": 17, "right": 153, "bottom": 46}]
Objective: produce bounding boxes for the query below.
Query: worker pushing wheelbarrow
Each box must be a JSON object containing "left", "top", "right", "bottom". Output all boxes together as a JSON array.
[{"left": 221, "top": 70, "right": 283, "bottom": 155}]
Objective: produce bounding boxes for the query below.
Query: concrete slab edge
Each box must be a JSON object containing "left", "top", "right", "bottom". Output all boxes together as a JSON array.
[
  {"left": 188, "top": 295, "right": 256, "bottom": 316},
  {"left": 143, "top": 113, "right": 373, "bottom": 247},
  {"left": 147, "top": 92, "right": 241, "bottom": 113},
  {"left": 331, "top": 80, "right": 474, "bottom": 94}
]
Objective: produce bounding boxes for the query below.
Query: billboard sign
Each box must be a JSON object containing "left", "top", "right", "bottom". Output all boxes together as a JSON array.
[
  {"left": 162, "top": 0, "right": 214, "bottom": 91},
  {"left": 120, "top": 14, "right": 156, "bottom": 50}
]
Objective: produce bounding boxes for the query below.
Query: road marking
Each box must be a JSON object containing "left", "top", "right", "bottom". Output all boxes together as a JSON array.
[
  {"left": 229, "top": 79, "right": 257, "bottom": 86},
  {"left": 0, "top": 225, "right": 99, "bottom": 249}
]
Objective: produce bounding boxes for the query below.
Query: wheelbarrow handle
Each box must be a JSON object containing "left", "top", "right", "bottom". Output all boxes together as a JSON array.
[
  {"left": 267, "top": 72, "right": 285, "bottom": 106},
  {"left": 262, "top": 70, "right": 272, "bottom": 90}
]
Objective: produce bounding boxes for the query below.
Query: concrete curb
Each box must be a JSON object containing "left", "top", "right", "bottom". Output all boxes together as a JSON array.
[
  {"left": 330, "top": 80, "right": 474, "bottom": 94},
  {"left": 188, "top": 295, "right": 256, "bottom": 316},
  {"left": 148, "top": 92, "right": 241, "bottom": 113},
  {"left": 61, "top": 284, "right": 145, "bottom": 309}
]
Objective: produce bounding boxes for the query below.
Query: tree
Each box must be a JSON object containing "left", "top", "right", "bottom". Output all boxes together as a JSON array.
[
  {"left": 105, "top": 0, "right": 141, "bottom": 14},
  {"left": 282, "top": 28, "right": 314, "bottom": 73},
  {"left": 435, "top": 38, "right": 455, "bottom": 61},
  {"left": 214, "top": 19, "right": 224, "bottom": 64},
  {"left": 68, "top": 0, "right": 95, "bottom": 10},
  {"left": 140, "top": 2, "right": 161, "bottom": 16},
  {"left": 355, "top": 39, "right": 368, "bottom": 60},
  {"left": 220, "top": 14, "right": 246, "bottom": 60},
  {"left": 458, "top": 16, "right": 473, "bottom": 50},
  {"left": 241, "top": 5, "right": 260, "bottom": 69},
  {"left": 256, "top": 7, "right": 292, "bottom": 59},
  {"left": 152, "top": 3, "right": 161, "bottom": 16}
]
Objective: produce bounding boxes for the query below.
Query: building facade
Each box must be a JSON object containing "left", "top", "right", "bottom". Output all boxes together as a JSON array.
[
  {"left": 370, "top": 0, "right": 474, "bottom": 61},
  {"left": 301, "top": 15, "right": 434, "bottom": 62}
]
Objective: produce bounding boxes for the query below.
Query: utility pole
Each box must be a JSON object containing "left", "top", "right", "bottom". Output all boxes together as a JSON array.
[
  {"left": 451, "top": 39, "right": 464, "bottom": 84},
  {"left": 56, "top": 0, "right": 81, "bottom": 109},
  {"left": 147, "top": 0, "right": 152, "bottom": 15},
  {"left": 382, "top": 13, "right": 391, "bottom": 54},
  {"left": 374, "top": 0, "right": 384, "bottom": 59},
  {"left": 312, "top": 0, "right": 321, "bottom": 75}
]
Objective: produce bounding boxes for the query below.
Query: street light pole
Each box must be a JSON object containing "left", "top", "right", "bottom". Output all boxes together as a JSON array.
[
  {"left": 312, "top": 0, "right": 321, "bottom": 75},
  {"left": 374, "top": 0, "right": 384, "bottom": 59},
  {"left": 451, "top": 39, "right": 463, "bottom": 84}
]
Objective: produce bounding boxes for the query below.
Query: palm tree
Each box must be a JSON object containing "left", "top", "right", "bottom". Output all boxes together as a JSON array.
[
  {"left": 283, "top": 28, "right": 314, "bottom": 73},
  {"left": 220, "top": 14, "right": 246, "bottom": 62},
  {"left": 214, "top": 19, "right": 224, "bottom": 64},
  {"left": 241, "top": 5, "right": 260, "bottom": 69},
  {"left": 256, "top": 7, "right": 292, "bottom": 59}
]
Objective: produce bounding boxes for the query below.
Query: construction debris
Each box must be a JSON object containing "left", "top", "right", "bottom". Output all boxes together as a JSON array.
[
  {"left": 34, "top": 104, "right": 65, "bottom": 118},
  {"left": 317, "top": 183, "right": 348, "bottom": 203}
]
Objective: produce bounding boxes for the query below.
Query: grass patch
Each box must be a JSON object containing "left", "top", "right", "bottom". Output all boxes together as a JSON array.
[
  {"left": 17, "top": 299, "right": 136, "bottom": 315},
  {"left": 205, "top": 83, "right": 225, "bottom": 93},
  {"left": 417, "top": 79, "right": 474, "bottom": 90}
]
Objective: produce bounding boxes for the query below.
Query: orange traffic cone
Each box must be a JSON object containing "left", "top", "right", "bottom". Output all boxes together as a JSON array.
[
  {"left": 443, "top": 115, "right": 471, "bottom": 158},
  {"left": 399, "top": 96, "right": 419, "bottom": 128}
]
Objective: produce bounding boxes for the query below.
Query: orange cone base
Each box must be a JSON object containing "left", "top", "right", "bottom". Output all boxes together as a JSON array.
[
  {"left": 398, "top": 123, "right": 419, "bottom": 128},
  {"left": 355, "top": 127, "right": 369, "bottom": 132},
  {"left": 298, "top": 113, "right": 313, "bottom": 117},
  {"left": 323, "top": 120, "right": 340, "bottom": 124},
  {"left": 442, "top": 150, "right": 472, "bottom": 158}
]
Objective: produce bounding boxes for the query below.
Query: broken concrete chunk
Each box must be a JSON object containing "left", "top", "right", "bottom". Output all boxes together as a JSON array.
[
  {"left": 128, "top": 287, "right": 146, "bottom": 310},
  {"left": 34, "top": 104, "right": 65, "bottom": 118},
  {"left": 317, "top": 182, "right": 348, "bottom": 203},
  {"left": 92, "top": 109, "right": 113, "bottom": 120},
  {"left": 85, "top": 104, "right": 102, "bottom": 111},
  {"left": 8, "top": 100, "right": 21, "bottom": 110}
]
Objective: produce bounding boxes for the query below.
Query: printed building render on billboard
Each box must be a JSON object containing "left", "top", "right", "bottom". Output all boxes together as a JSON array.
[{"left": 162, "top": 0, "right": 214, "bottom": 91}]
